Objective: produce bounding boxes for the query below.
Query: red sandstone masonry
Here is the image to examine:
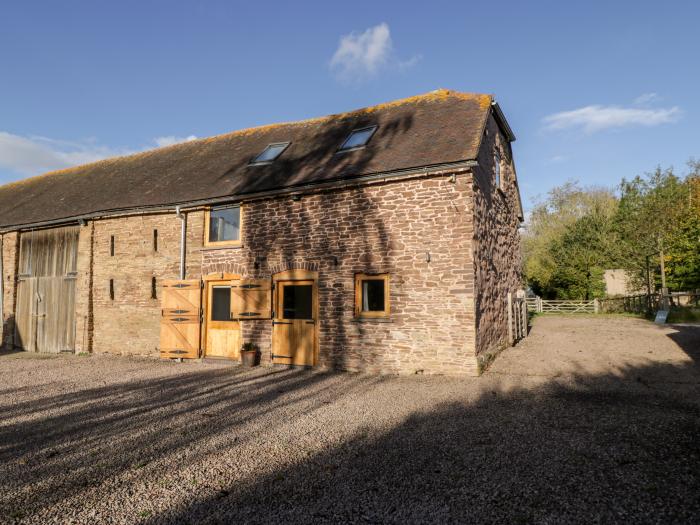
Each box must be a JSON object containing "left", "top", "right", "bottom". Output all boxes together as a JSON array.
[
  {"left": 472, "top": 115, "right": 523, "bottom": 369},
  {"left": 201, "top": 173, "right": 478, "bottom": 375}
]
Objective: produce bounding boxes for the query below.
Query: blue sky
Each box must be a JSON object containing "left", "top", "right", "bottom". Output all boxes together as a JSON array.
[{"left": 0, "top": 0, "right": 698, "bottom": 209}]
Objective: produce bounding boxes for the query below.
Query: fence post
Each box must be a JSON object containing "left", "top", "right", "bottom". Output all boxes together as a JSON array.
[
  {"left": 521, "top": 299, "right": 527, "bottom": 338},
  {"left": 593, "top": 298, "right": 599, "bottom": 314},
  {"left": 507, "top": 292, "right": 513, "bottom": 345}
]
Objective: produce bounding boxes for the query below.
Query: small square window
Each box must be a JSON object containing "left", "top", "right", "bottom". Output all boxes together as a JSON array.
[
  {"left": 338, "top": 126, "right": 377, "bottom": 152},
  {"left": 250, "top": 142, "right": 289, "bottom": 164},
  {"left": 206, "top": 205, "right": 241, "bottom": 245},
  {"left": 355, "top": 273, "right": 390, "bottom": 318}
]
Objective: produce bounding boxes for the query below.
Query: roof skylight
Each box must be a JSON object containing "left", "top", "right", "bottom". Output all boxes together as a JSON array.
[
  {"left": 338, "top": 126, "right": 377, "bottom": 152},
  {"left": 250, "top": 142, "right": 290, "bottom": 164}
]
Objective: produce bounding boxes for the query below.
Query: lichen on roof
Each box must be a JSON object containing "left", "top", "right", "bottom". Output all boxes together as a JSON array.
[{"left": 0, "top": 89, "right": 493, "bottom": 192}]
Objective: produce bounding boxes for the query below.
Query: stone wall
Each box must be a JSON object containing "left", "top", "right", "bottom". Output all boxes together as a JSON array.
[
  {"left": 86, "top": 211, "right": 203, "bottom": 356},
  {"left": 202, "top": 173, "right": 479, "bottom": 375},
  {"left": 471, "top": 114, "right": 523, "bottom": 369},
  {"left": 0, "top": 232, "right": 19, "bottom": 347}
]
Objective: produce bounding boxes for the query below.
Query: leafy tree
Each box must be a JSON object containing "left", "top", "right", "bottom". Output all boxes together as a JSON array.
[{"left": 522, "top": 182, "right": 616, "bottom": 298}]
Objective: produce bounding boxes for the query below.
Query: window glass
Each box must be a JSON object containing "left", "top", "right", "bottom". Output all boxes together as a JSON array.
[
  {"left": 282, "top": 284, "right": 313, "bottom": 319},
  {"left": 495, "top": 152, "right": 501, "bottom": 189},
  {"left": 339, "top": 126, "right": 377, "bottom": 151},
  {"left": 209, "top": 206, "right": 240, "bottom": 243},
  {"left": 362, "top": 279, "right": 386, "bottom": 312},
  {"left": 251, "top": 143, "right": 289, "bottom": 164},
  {"left": 211, "top": 286, "right": 231, "bottom": 321}
]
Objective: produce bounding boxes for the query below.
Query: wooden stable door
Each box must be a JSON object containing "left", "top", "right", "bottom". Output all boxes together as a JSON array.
[
  {"left": 204, "top": 281, "right": 241, "bottom": 359},
  {"left": 272, "top": 280, "right": 316, "bottom": 366},
  {"left": 160, "top": 280, "right": 201, "bottom": 359}
]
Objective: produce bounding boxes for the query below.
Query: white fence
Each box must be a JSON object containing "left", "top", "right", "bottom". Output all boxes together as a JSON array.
[{"left": 526, "top": 297, "right": 599, "bottom": 314}]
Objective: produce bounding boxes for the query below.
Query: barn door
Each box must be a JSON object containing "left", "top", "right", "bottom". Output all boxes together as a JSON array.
[
  {"left": 160, "top": 280, "right": 202, "bottom": 359},
  {"left": 15, "top": 226, "right": 78, "bottom": 353}
]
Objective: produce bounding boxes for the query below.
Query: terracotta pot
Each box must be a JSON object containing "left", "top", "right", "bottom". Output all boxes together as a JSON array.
[{"left": 241, "top": 350, "right": 259, "bottom": 367}]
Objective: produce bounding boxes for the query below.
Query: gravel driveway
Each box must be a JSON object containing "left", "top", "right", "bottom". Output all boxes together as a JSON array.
[{"left": 1, "top": 316, "right": 699, "bottom": 524}]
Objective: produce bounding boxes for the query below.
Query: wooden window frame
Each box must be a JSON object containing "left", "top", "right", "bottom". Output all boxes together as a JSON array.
[
  {"left": 204, "top": 205, "right": 243, "bottom": 247},
  {"left": 354, "top": 273, "right": 390, "bottom": 318}
]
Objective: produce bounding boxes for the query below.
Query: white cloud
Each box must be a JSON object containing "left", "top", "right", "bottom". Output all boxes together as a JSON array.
[
  {"left": 0, "top": 132, "right": 197, "bottom": 178},
  {"left": 154, "top": 135, "right": 198, "bottom": 147},
  {"left": 634, "top": 92, "right": 659, "bottom": 105},
  {"left": 546, "top": 155, "right": 568, "bottom": 164},
  {"left": 543, "top": 104, "right": 681, "bottom": 133},
  {"left": 330, "top": 23, "right": 420, "bottom": 82}
]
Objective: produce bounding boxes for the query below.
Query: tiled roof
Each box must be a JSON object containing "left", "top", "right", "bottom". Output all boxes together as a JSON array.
[{"left": 0, "top": 89, "right": 496, "bottom": 228}]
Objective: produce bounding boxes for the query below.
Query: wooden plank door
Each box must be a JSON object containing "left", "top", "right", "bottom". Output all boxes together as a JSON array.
[
  {"left": 272, "top": 280, "right": 316, "bottom": 366},
  {"left": 204, "top": 281, "right": 241, "bottom": 359},
  {"left": 160, "top": 280, "right": 201, "bottom": 359}
]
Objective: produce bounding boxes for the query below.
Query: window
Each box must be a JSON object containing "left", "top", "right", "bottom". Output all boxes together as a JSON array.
[
  {"left": 211, "top": 286, "right": 232, "bottom": 321},
  {"left": 151, "top": 276, "right": 157, "bottom": 299},
  {"left": 206, "top": 205, "right": 241, "bottom": 246},
  {"left": 110, "top": 235, "right": 115, "bottom": 256},
  {"left": 338, "top": 126, "right": 377, "bottom": 152},
  {"left": 355, "top": 273, "right": 390, "bottom": 318},
  {"left": 153, "top": 229, "right": 158, "bottom": 252},
  {"left": 109, "top": 279, "right": 114, "bottom": 301},
  {"left": 494, "top": 151, "right": 502, "bottom": 190},
  {"left": 250, "top": 142, "right": 290, "bottom": 165}
]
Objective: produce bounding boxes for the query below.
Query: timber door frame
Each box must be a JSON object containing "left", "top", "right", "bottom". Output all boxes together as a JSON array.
[
  {"left": 272, "top": 269, "right": 319, "bottom": 366},
  {"left": 201, "top": 272, "right": 241, "bottom": 358}
]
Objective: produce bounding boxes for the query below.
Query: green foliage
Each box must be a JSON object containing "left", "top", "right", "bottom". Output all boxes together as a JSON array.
[
  {"left": 522, "top": 162, "right": 700, "bottom": 298},
  {"left": 522, "top": 182, "right": 617, "bottom": 299}
]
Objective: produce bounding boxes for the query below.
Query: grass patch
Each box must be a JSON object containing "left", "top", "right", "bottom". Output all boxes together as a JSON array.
[{"left": 667, "top": 307, "right": 700, "bottom": 324}]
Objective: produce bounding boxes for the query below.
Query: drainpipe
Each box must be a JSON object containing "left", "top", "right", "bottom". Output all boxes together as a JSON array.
[{"left": 175, "top": 206, "right": 186, "bottom": 280}]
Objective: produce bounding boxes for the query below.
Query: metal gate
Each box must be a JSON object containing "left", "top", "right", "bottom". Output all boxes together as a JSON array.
[{"left": 15, "top": 226, "right": 79, "bottom": 353}]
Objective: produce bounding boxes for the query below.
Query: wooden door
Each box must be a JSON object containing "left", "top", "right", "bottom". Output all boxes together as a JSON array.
[
  {"left": 272, "top": 280, "right": 316, "bottom": 366},
  {"left": 204, "top": 281, "right": 240, "bottom": 359},
  {"left": 160, "top": 280, "right": 201, "bottom": 359},
  {"left": 14, "top": 226, "right": 79, "bottom": 353}
]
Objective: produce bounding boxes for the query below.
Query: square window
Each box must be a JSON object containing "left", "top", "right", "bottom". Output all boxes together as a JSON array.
[
  {"left": 338, "top": 126, "right": 377, "bottom": 152},
  {"left": 355, "top": 273, "right": 390, "bottom": 317},
  {"left": 207, "top": 206, "right": 241, "bottom": 245},
  {"left": 250, "top": 142, "right": 289, "bottom": 164}
]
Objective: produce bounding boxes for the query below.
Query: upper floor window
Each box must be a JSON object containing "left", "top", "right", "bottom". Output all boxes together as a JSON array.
[
  {"left": 338, "top": 126, "right": 377, "bottom": 152},
  {"left": 494, "top": 151, "right": 502, "bottom": 190},
  {"left": 206, "top": 205, "right": 241, "bottom": 246},
  {"left": 250, "top": 142, "right": 290, "bottom": 165}
]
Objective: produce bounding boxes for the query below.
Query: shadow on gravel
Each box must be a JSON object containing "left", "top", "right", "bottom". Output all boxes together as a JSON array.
[
  {"left": 666, "top": 324, "right": 700, "bottom": 366},
  {"left": 149, "top": 366, "right": 700, "bottom": 523},
  {"left": 0, "top": 366, "right": 386, "bottom": 520},
  {"left": 2, "top": 326, "right": 700, "bottom": 523}
]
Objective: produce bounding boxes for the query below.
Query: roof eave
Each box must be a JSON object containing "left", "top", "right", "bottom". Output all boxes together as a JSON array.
[{"left": 491, "top": 101, "right": 516, "bottom": 142}]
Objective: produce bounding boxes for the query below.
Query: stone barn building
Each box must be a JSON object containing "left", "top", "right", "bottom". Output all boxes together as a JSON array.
[{"left": 0, "top": 90, "right": 523, "bottom": 375}]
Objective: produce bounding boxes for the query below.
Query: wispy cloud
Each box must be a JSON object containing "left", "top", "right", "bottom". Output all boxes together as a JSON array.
[
  {"left": 634, "top": 92, "right": 659, "bottom": 105},
  {"left": 546, "top": 155, "right": 568, "bottom": 164},
  {"left": 0, "top": 132, "right": 197, "bottom": 178},
  {"left": 543, "top": 98, "right": 681, "bottom": 133},
  {"left": 330, "top": 23, "right": 420, "bottom": 83},
  {"left": 154, "top": 135, "right": 198, "bottom": 148}
]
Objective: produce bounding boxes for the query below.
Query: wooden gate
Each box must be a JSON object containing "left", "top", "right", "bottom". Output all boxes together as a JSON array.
[
  {"left": 160, "top": 280, "right": 202, "bottom": 359},
  {"left": 15, "top": 227, "right": 79, "bottom": 353}
]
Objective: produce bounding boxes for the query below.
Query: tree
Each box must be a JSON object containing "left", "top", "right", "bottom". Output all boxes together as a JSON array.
[{"left": 522, "top": 181, "right": 617, "bottom": 299}]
